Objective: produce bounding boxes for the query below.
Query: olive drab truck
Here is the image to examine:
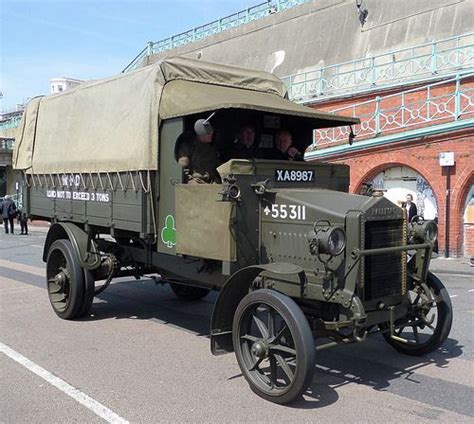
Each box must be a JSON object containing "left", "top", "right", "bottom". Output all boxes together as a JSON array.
[{"left": 13, "top": 57, "right": 453, "bottom": 404}]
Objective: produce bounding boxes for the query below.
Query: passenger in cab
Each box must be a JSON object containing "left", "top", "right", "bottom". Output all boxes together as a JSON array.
[
  {"left": 268, "top": 130, "right": 303, "bottom": 161},
  {"left": 175, "top": 119, "right": 220, "bottom": 184},
  {"left": 221, "top": 124, "right": 258, "bottom": 162}
]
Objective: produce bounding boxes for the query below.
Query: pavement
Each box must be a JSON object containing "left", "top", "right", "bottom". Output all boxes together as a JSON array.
[
  {"left": 1, "top": 226, "right": 473, "bottom": 423},
  {"left": 430, "top": 256, "right": 474, "bottom": 277}
]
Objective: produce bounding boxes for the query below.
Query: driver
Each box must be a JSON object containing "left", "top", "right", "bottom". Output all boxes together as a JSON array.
[{"left": 176, "top": 119, "right": 220, "bottom": 184}]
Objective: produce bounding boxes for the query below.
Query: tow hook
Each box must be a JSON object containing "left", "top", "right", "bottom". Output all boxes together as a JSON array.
[
  {"left": 388, "top": 305, "right": 411, "bottom": 344},
  {"left": 353, "top": 328, "right": 367, "bottom": 343}
]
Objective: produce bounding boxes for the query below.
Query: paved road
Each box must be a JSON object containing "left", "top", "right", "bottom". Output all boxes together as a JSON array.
[{"left": 1, "top": 228, "right": 473, "bottom": 423}]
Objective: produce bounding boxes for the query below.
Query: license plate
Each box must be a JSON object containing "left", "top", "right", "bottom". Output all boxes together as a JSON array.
[{"left": 275, "top": 169, "right": 315, "bottom": 182}]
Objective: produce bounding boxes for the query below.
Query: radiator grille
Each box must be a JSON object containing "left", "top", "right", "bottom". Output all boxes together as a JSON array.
[{"left": 364, "top": 220, "right": 405, "bottom": 301}]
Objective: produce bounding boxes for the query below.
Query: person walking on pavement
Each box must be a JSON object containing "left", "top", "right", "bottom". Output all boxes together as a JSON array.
[
  {"left": 405, "top": 193, "right": 418, "bottom": 223},
  {"left": 18, "top": 210, "right": 28, "bottom": 235},
  {"left": 0, "top": 195, "right": 17, "bottom": 234}
]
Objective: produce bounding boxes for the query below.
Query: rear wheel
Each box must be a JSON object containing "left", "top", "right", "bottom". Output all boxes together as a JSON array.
[
  {"left": 78, "top": 269, "right": 95, "bottom": 317},
  {"left": 380, "top": 272, "right": 452, "bottom": 356},
  {"left": 233, "top": 289, "right": 315, "bottom": 404},
  {"left": 169, "top": 282, "right": 210, "bottom": 301},
  {"left": 46, "top": 239, "right": 85, "bottom": 320}
]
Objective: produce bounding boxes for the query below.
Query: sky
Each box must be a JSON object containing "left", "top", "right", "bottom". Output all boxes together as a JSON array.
[{"left": 0, "top": 0, "right": 256, "bottom": 111}]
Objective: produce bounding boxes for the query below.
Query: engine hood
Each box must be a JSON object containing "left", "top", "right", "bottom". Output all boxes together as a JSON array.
[{"left": 271, "top": 188, "right": 404, "bottom": 222}]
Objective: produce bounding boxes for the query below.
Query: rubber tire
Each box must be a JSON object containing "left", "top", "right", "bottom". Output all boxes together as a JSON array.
[
  {"left": 77, "top": 269, "right": 95, "bottom": 318},
  {"left": 169, "top": 282, "right": 210, "bottom": 301},
  {"left": 232, "top": 289, "right": 315, "bottom": 404},
  {"left": 381, "top": 272, "right": 453, "bottom": 356},
  {"left": 46, "top": 239, "right": 85, "bottom": 320}
]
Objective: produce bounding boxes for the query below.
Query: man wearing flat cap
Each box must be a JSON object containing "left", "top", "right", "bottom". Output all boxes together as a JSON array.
[{"left": 175, "top": 118, "right": 220, "bottom": 184}]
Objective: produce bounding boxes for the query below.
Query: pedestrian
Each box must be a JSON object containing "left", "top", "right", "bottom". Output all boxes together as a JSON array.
[
  {"left": 404, "top": 193, "right": 418, "bottom": 223},
  {"left": 18, "top": 210, "right": 28, "bottom": 235},
  {"left": 0, "top": 195, "right": 17, "bottom": 234}
]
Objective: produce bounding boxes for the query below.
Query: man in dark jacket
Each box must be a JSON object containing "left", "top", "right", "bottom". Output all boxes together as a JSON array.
[
  {"left": 405, "top": 193, "right": 418, "bottom": 223},
  {"left": 221, "top": 124, "right": 259, "bottom": 162},
  {"left": 0, "top": 195, "right": 17, "bottom": 234},
  {"left": 267, "top": 130, "right": 303, "bottom": 161}
]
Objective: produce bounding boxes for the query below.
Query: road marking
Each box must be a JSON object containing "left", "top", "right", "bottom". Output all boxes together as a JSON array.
[
  {"left": 0, "top": 342, "right": 129, "bottom": 424},
  {"left": 0, "top": 259, "right": 45, "bottom": 277},
  {"left": 469, "top": 289, "right": 474, "bottom": 293},
  {"left": 450, "top": 295, "right": 458, "bottom": 298}
]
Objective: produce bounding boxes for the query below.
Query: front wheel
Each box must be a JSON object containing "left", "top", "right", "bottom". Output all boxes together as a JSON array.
[
  {"left": 233, "top": 289, "right": 315, "bottom": 404},
  {"left": 380, "top": 272, "right": 453, "bottom": 356}
]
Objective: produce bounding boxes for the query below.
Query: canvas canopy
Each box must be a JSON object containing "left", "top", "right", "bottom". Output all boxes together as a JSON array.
[{"left": 13, "top": 56, "right": 358, "bottom": 174}]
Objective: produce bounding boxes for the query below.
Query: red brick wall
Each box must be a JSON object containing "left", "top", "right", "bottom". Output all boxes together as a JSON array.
[
  {"left": 465, "top": 226, "right": 474, "bottom": 257},
  {"left": 311, "top": 77, "right": 474, "bottom": 149},
  {"left": 320, "top": 130, "right": 474, "bottom": 257}
]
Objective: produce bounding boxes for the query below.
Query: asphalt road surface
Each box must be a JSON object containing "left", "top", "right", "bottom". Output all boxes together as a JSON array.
[{"left": 1, "top": 227, "right": 473, "bottom": 423}]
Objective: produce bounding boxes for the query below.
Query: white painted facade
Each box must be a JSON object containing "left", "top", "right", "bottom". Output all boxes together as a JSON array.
[{"left": 50, "top": 77, "right": 83, "bottom": 94}]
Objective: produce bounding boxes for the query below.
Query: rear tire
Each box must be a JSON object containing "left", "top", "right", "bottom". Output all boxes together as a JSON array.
[
  {"left": 46, "top": 239, "right": 85, "bottom": 320},
  {"left": 77, "top": 269, "right": 95, "bottom": 318}
]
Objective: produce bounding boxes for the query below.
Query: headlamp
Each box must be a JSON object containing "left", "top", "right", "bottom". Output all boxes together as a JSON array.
[
  {"left": 409, "top": 219, "right": 438, "bottom": 244},
  {"left": 308, "top": 224, "right": 346, "bottom": 256}
]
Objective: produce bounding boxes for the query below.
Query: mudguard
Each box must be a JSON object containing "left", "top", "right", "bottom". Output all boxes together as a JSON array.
[
  {"left": 210, "top": 262, "right": 305, "bottom": 355},
  {"left": 43, "top": 222, "right": 101, "bottom": 270}
]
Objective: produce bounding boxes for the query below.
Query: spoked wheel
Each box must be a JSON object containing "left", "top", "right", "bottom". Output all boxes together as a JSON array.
[
  {"left": 46, "top": 239, "right": 85, "bottom": 320},
  {"left": 233, "top": 289, "right": 315, "bottom": 404},
  {"left": 380, "top": 272, "right": 453, "bottom": 356},
  {"left": 169, "top": 282, "right": 210, "bottom": 301}
]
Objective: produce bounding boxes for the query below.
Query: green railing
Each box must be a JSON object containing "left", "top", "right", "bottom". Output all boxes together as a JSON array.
[
  {"left": 311, "top": 72, "right": 474, "bottom": 150},
  {"left": 285, "top": 32, "right": 474, "bottom": 102},
  {"left": 0, "top": 115, "right": 22, "bottom": 131},
  {"left": 122, "top": 0, "right": 312, "bottom": 73},
  {"left": 0, "top": 139, "right": 15, "bottom": 151}
]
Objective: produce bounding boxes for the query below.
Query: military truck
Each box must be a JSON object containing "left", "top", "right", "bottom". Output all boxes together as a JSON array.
[{"left": 13, "top": 57, "right": 452, "bottom": 404}]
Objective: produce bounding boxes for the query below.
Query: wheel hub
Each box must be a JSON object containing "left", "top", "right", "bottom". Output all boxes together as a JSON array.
[
  {"left": 54, "top": 271, "right": 67, "bottom": 287},
  {"left": 251, "top": 341, "right": 269, "bottom": 358}
]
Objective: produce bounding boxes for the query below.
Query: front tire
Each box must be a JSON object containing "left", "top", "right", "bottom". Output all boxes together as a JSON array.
[
  {"left": 233, "top": 289, "right": 315, "bottom": 404},
  {"left": 380, "top": 272, "right": 453, "bottom": 356}
]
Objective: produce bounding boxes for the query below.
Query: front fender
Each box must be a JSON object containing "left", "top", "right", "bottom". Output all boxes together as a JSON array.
[
  {"left": 210, "top": 262, "right": 305, "bottom": 355},
  {"left": 43, "top": 222, "right": 101, "bottom": 270}
]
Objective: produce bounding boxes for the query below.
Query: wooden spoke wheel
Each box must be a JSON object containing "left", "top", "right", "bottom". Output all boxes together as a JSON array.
[
  {"left": 380, "top": 272, "right": 453, "bottom": 356},
  {"left": 233, "top": 289, "right": 315, "bottom": 404}
]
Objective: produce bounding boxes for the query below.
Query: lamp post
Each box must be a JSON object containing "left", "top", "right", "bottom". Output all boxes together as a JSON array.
[{"left": 439, "top": 152, "right": 455, "bottom": 258}]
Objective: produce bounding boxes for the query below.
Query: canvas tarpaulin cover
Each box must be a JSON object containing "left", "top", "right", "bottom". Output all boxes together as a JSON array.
[{"left": 13, "top": 56, "right": 357, "bottom": 174}]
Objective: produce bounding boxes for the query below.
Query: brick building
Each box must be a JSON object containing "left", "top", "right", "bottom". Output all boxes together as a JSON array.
[{"left": 305, "top": 74, "right": 474, "bottom": 257}]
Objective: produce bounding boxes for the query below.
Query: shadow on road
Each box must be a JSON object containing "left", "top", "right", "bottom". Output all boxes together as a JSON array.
[{"left": 82, "top": 277, "right": 465, "bottom": 410}]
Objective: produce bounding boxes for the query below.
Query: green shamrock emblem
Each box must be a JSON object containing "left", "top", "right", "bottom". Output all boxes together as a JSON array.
[{"left": 161, "top": 215, "right": 176, "bottom": 248}]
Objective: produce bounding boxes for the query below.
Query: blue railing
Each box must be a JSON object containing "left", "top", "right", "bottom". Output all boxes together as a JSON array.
[
  {"left": 285, "top": 33, "right": 474, "bottom": 102},
  {"left": 0, "top": 115, "right": 22, "bottom": 131},
  {"left": 1, "top": 139, "right": 15, "bottom": 151},
  {"left": 122, "top": 0, "right": 312, "bottom": 73}
]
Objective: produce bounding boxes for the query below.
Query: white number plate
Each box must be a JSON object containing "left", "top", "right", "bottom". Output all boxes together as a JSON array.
[
  {"left": 275, "top": 169, "right": 315, "bottom": 182},
  {"left": 263, "top": 203, "right": 306, "bottom": 220}
]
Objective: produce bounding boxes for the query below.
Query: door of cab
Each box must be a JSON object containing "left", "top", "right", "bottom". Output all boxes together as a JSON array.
[{"left": 157, "top": 118, "right": 184, "bottom": 255}]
